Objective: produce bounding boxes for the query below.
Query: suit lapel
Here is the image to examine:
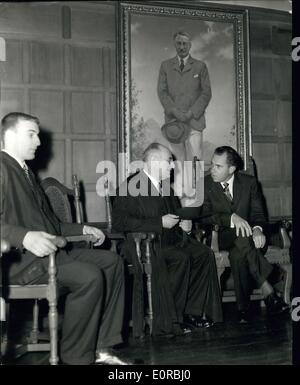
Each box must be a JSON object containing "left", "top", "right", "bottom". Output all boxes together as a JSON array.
[
  {"left": 232, "top": 174, "right": 242, "bottom": 210},
  {"left": 212, "top": 180, "right": 232, "bottom": 209}
]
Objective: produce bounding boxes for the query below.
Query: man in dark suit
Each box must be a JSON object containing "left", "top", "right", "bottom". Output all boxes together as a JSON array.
[
  {"left": 112, "top": 143, "right": 223, "bottom": 336},
  {"left": 200, "top": 146, "right": 289, "bottom": 322},
  {"left": 0, "top": 112, "right": 132, "bottom": 365}
]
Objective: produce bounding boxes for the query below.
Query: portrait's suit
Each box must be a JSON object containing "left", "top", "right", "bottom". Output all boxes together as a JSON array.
[
  {"left": 157, "top": 55, "right": 212, "bottom": 132},
  {"left": 1, "top": 151, "right": 124, "bottom": 365},
  {"left": 200, "top": 172, "right": 274, "bottom": 311},
  {"left": 112, "top": 170, "right": 223, "bottom": 336}
]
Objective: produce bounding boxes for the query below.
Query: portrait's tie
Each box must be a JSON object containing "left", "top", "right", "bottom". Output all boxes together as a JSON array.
[
  {"left": 222, "top": 182, "right": 233, "bottom": 202},
  {"left": 180, "top": 58, "right": 184, "bottom": 72}
]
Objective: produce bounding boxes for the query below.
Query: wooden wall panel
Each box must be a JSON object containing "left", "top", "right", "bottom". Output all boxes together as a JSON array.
[
  {"left": 262, "top": 187, "right": 282, "bottom": 218},
  {"left": 0, "top": 89, "right": 24, "bottom": 117},
  {"left": 251, "top": 58, "right": 274, "bottom": 96},
  {"left": 251, "top": 100, "right": 276, "bottom": 136},
  {"left": 1, "top": 40, "right": 23, "bottom": 83},
  {"left": 70, "top": 46, "right": 103, "bottom": 86},
  {"left": 252, "top": 143, "right": 280, "bottom": 181},
  {"left": 30, "top": 42, "right": 64, "bottom": 84},
  {"left": 250, "top": 23, "right": 272, "bottom": 52},
  {"left": 84, "top": 191, "right": 106, "bottom": 222},
  {"left": 71, "top": 7, "right": 115, "bottom": 41},
  {"left": 281, "top": 186, "right": 292, "bottom": 217},
  {"left": 71, "top": 92, "right": 105, "bottom": 133},
  {"left": 73, "top": 141, "right": 105, "bottom": 184},
  {"left": 278, "top": 101, "right": 292, "bottom": 136},
  {"left": 37, "top": 140, "right": 65, "bottom": 182},
  {"left": 0, "top": 3, "right": 61, "bottom": 37},
  {"left": 29, "top": 90, "right": 64, "bottom": 132},
  {"left": 273, "top": 58, "right": 291, "bottom": 97},
  {"left": 282, "top": 143, "right": 292, "bottom": 182}
]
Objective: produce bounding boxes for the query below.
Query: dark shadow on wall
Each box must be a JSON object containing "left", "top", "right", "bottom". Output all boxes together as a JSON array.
[
  {"left": 28, "top": 127, "right": 53, "bottom": 179},
  {"left": 27, "top": 127, "right": 88, "bottom": 222}
]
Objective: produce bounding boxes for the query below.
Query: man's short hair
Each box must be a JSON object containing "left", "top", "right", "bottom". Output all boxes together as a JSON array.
[
  {"left": 143, "top": 142, "right": 171, "bottom": 162},
  {"left": 214, "top": 146, "right": 244, "bottom": 171},
  {"left": 173, "top": 31, "right": 192, "bottom": 41},
  {"left": 1, "top": 112, "right": 39, "bottom": 137}
]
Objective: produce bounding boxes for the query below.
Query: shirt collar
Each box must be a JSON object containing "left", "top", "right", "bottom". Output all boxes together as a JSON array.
[
  {"left": 177, "top": 55, "right": 189, "bottom": 66},
  {"left": 1, "top": 149, "right": 26, "bottom": 169},
  {"left": 221, "top": 174, "right": 234, "bottom": 191}
]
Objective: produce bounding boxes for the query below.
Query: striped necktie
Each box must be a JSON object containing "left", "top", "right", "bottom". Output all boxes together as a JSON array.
[
  {"left": 222, "top": 182, "right": 233, "bottom": 201},
  {"left": 23, "top": 164, "right": 33, "bottom": 186}
]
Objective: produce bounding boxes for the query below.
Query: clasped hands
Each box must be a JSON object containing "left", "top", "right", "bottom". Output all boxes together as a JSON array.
[
  {"left": 23, "top": 225, "right": 105, "bottom": 257},
  {"left": 171, "top": 107, "right": 193, "bottom": 123},
  {"left": 162, "top": 214, "right": 192, "bottom": 233},
  {"left": 231, "top": 213, "right": 266, "bottom": 249}
]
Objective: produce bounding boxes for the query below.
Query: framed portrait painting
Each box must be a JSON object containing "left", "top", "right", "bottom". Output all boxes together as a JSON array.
[{"left": 117, "top": 1, "right": 251, "bottom": 180}]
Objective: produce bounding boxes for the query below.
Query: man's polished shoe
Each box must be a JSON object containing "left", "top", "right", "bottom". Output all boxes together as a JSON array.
[
  {"left": 172, "top": 322, "right": 192, "bottom": 335},
  {"left": 264, "top": 292, "right": 290, "bottom": 315},
  {"left": 95, "top": 348, "right": 134, "bottom": 365},
  {"left": 183, "top": 314, "right": 214, "bottom": 329},
  {"left": 237, "top": 309, "right": 250, "bottom": 324}
]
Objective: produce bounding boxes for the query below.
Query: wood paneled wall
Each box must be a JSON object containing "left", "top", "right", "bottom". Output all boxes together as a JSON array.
[
  {"left": 0, "top": 2, "right": 292, "bottom": 222},
  {"left": 0, "top": 2, "right": 117, "bottom": 221},
  {"left": 249, "top": 10, "right": 292, "bottom": 220}
]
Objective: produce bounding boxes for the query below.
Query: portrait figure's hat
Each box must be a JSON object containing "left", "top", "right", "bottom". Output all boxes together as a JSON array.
[{"left": 161, "top": 119, "right": 190, "bottom": 144}]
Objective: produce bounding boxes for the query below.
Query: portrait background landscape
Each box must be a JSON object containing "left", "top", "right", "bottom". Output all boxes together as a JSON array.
[{"left": 118, "top": 1, "right": 251, "bottom": 178}]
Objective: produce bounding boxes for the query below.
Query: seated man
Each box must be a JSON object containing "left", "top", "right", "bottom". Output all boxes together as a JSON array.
[
  {"left": 200, "top": 145, "right": 289, "bottom": 322},
  {"left": 112, "top": 142, "right": 223, "bottom": 336},
  {"left": 0, "top": 112, "right": 132, "bottom": 365}
]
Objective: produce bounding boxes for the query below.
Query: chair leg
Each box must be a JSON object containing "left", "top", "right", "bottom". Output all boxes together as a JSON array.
[
  {"left": 48, "top": 252, "right": 58, "bottom": 365},
  {"left": 144, "top": 236, "right": 153, "bottom": 336},
  {"left": 281, "top": 263, "right": 292, "bottom": 305},
  {"left": 28, "top": 299, "right": 39, "bottom": 344}
]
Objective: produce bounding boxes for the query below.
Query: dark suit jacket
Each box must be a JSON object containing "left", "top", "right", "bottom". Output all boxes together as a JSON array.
[
  {"left": 112, "top": 170, "right": 186, "bottom": 248},
  {"left": 1, "top": 151, "right": 83, "bottom": 280},
  {"left": 200, "top": 172, "right": 267, "bottom": 231}
]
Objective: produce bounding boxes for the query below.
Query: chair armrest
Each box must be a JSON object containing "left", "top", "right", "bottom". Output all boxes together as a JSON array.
[{"left": 65, "top": 234, "right": 97, "bottom": 243}]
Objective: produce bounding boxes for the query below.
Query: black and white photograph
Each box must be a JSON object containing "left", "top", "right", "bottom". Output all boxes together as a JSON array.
[{"left": 0, "top": 0, "right": 297, "bottom": 371}]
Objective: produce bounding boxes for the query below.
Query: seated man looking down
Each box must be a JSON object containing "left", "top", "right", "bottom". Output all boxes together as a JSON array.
[
  {"left": 200, "top": 145, "right": 289, "bottom": 323},
  {"left": 0, "top": 112, "right": 133, "bottom": 365},
  {"left": 112, "top": 142, "right": 223, "bottom": 336}
]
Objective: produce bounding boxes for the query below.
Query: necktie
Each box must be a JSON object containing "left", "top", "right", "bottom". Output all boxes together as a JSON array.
[
  {"left": 158, "top": 181, "right": 163, "bottom": 196},
  {"left": 23, "top": 164, "right": 33, "bottom": 186},
  {"left": 223, "top": 182, "right": 233, "bottom": 201},
  {"left": 180, "top": 59, "right": 184, "bottom": 72}
]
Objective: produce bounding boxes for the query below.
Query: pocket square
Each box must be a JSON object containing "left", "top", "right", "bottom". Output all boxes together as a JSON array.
[{"left": 193, "top": 74, "right": 199, "bottom": 78}]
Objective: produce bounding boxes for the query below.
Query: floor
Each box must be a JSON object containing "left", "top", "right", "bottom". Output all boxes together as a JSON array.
[{"left": 1, "top": 301, "right": 292, "bottom": 365}]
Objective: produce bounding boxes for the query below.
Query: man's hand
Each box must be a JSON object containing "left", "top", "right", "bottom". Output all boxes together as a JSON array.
[
  {"left": 252, "top": 227, "right": 266, "bottom": 249},
  {"left": 231, "top": 213, "right": 252, "bottom": 237},
  {"left": 171, "top": 107, "right": 188, "bottom": 122},
  {"left": 83, "top": 225, "right": 106, "bottom": 246},
  {"left": 162, "top": 214, "right": 180, "bottom": 229},
  {"left": 23, "top": 231, "right": 58, "bottom": 257},
  {"left": 179, "top": 219, "right": 192, "bottom": 233}
]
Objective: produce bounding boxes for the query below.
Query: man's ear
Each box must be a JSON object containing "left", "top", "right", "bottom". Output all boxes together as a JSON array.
[{"left": 229, "top": 165, "right": 236, "bottom": 175}]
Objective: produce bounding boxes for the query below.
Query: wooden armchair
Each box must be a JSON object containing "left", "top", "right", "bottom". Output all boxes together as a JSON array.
[
  {"left": 209, "top": 219, "right": 292, "bottom": 305},
  {"left": 42, "top": 175, "right": 156, "bottom": 339}
]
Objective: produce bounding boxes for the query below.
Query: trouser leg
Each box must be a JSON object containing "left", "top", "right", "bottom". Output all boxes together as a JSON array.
[
  {"left": 70, "top": 249, "right": 125, "bottom": 350},
  {"left": 161, "top": 247, "right": 191, "bottom": 322},
  {"left": 184, "top": 243, "right": 223, "bottom": 322}
]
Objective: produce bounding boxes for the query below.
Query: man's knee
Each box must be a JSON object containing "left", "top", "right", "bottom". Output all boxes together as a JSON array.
[
  {"left": 71, "top": 263, "right": 103, "bottom": 291},
  {"left": 234, "top": 236, "right": 254, "bottom": 251}
]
